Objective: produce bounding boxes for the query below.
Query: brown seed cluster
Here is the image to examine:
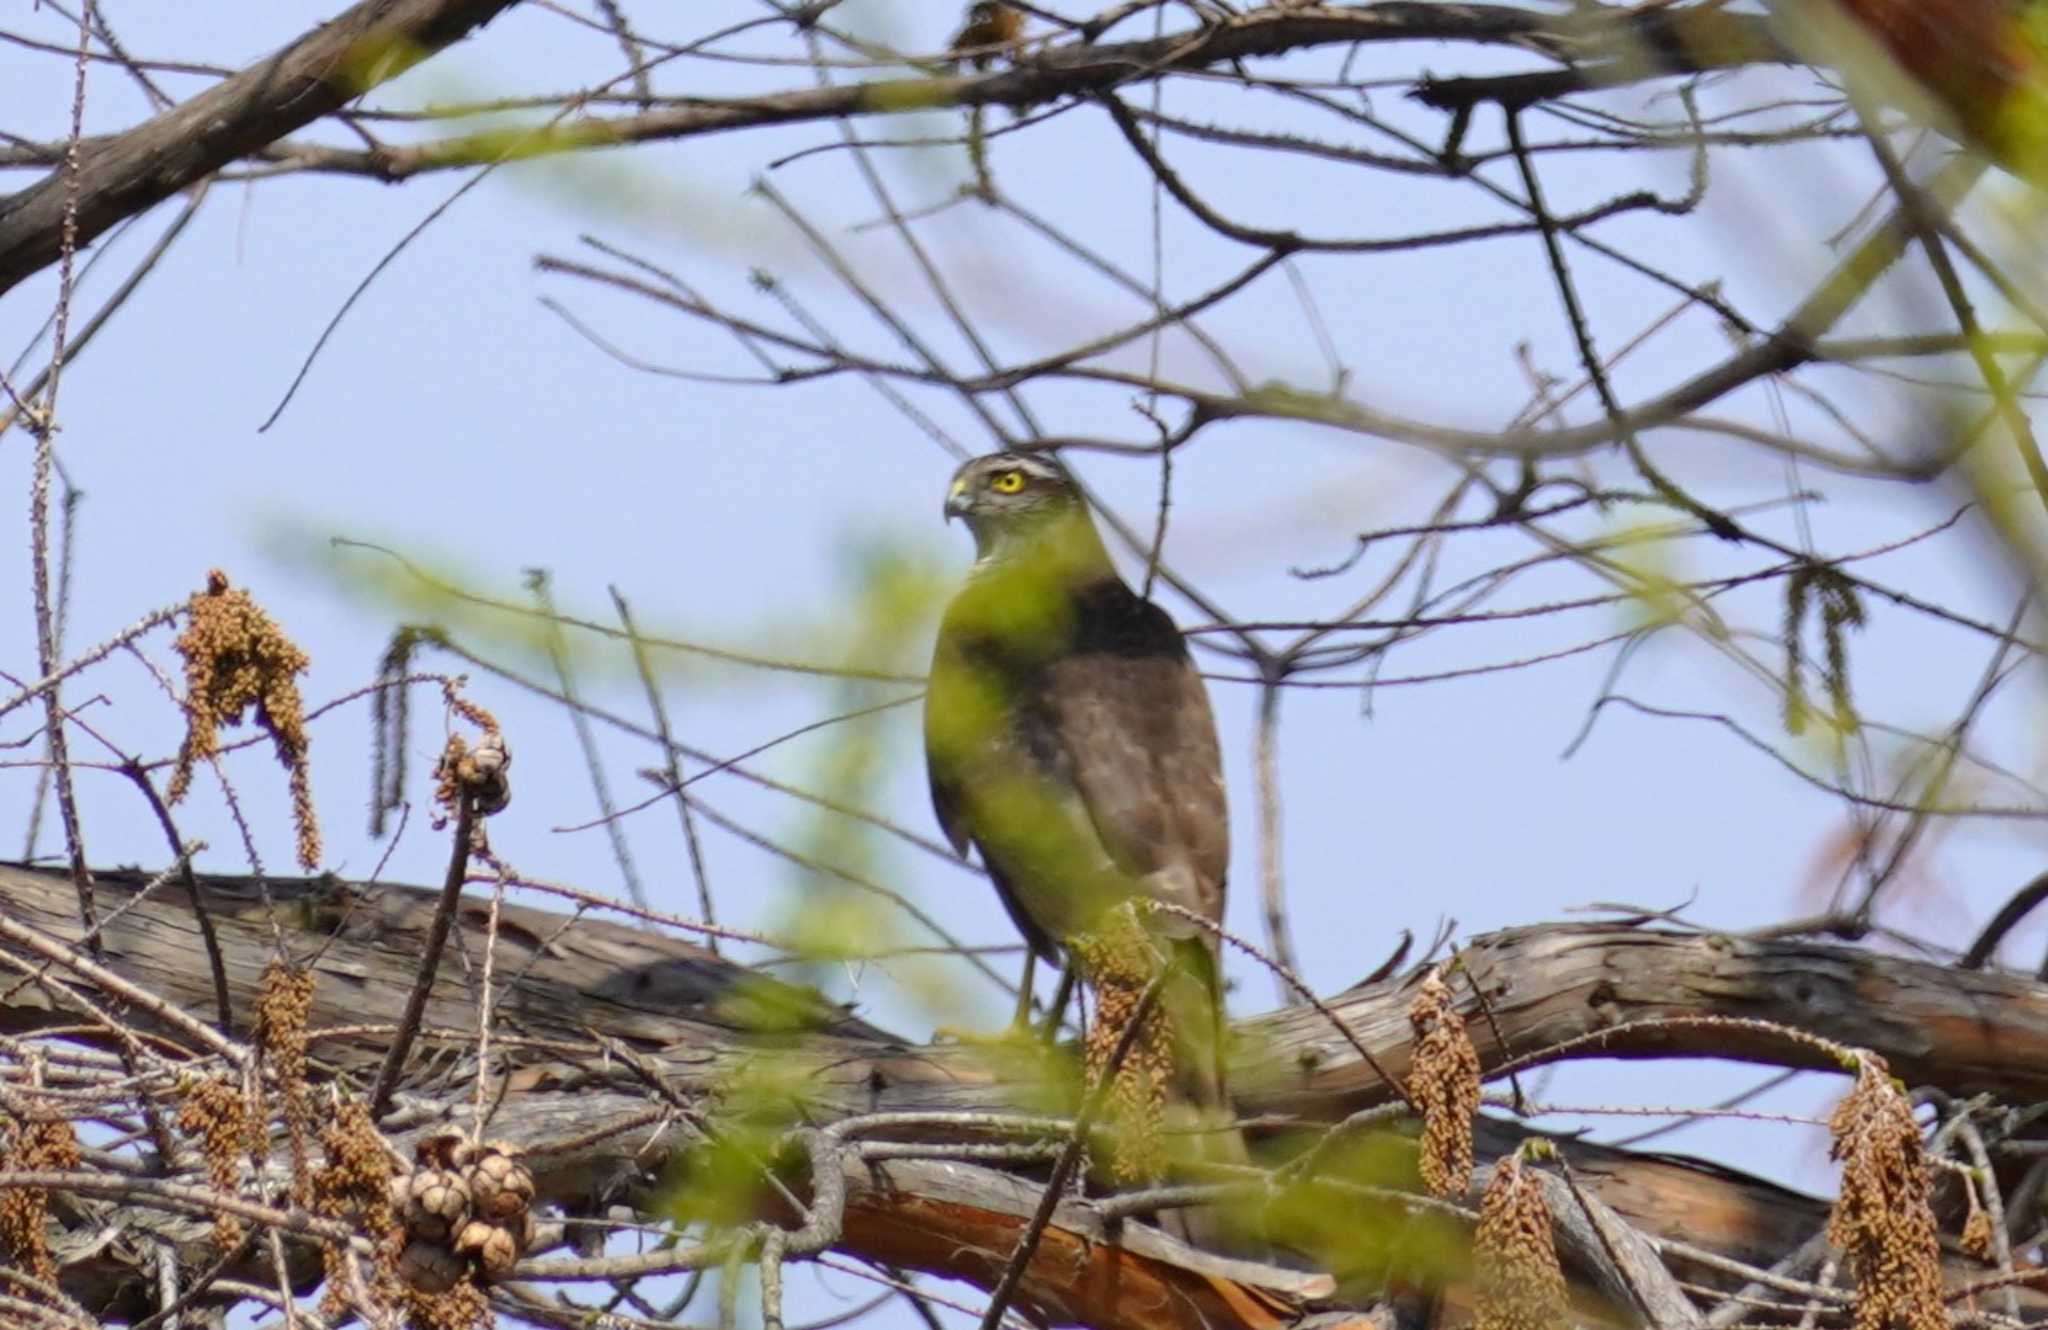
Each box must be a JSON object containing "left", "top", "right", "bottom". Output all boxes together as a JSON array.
[
  {"left": 389, "top": 1133, "right": 537, "bottom": 1294},
  {"left": 312, "top": 1096, "right": 401, "bottom": 1323},
  {"left": 256, "top": 961, "right": 317, "bottom": 1204},
  {"left": 1070, "top": 904, "right": 1172, "bottom": 1183},
  {"left": 0, "top": 1106, "right": 81, "bottom": 1286},
  {"left": 1827, "top": 1056, "right": 1944, "bottom": 1330},
  {"left": 396, "top": 1272, "right": 491, "bottom": 1330},
  {"left": 1473, "top": 1152, "right": 1567, "bottom": 1330},
  {"left": 1407, "top": 967, "right": 1480, "bottom": 1198},
  {"left": 444, "top": 689, "right": 500, "bottom": 740},
  {"left": 174, "top": 1074, "right": 257, "bottom": 1250},
  {"left": 1961, "top": 1202, "right": 1996, "bottom": 1263},
  {"left": 169, "top": 569, "right": 320, "bottom": 869}
]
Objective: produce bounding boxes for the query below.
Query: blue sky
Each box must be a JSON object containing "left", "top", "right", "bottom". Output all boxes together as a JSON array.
[{"left": 7, "top": 2, "right": 2048, "bottom": 1323}]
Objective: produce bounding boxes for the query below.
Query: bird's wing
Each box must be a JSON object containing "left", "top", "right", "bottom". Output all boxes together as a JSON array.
[
  {"left": 1042, "top": 589, "right": 1228, "bottom": 932},
  {"left": 923, "top": 584, "right": 996, "bottom": 861},
  {"left": 924, "top": 727, "right": 973, "bottom": 860},
  {"left": 924, "top": 593, "right": 1066, "bottom": 960}
]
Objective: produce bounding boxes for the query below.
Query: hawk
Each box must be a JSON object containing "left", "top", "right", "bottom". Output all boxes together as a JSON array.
[{"left": 924, "top": 450, "right": 1244, "bottom": 1238}]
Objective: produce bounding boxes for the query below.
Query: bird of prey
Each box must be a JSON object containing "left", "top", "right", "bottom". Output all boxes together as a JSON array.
[{"left": 924, "top": 450, "right": 1244, "bottom": 1239}]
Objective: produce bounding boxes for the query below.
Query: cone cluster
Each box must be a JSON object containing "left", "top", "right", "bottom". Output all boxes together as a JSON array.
[{"left": 391, "top": 1133, "right": 537, "bottom": 1290}]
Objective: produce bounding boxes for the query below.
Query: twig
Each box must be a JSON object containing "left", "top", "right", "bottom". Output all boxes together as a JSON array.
[
  {"left": 203, "top": 755, "right": 283, "bottom": 953},
  {"left": 1455, "top": 948, "right": 1525, "bottom": 1114},
  {"left": 19, "top": 483, "right": 78, "bottom": 864},
  {"left": 0, "top": 1169, "right": 362, "bottom": 1245},
  {"left": 1794, "top": 1252, "right": 1839, "bottom": 1330},
  {"left": 1605, "top": 1067, "right": 1803, "bottom": 1149},
  {"left": 1486, "top": 1013, "right": 1855, "bottom": 1083},
  {"left": 0, "top": 603, "right": 180, "bottom": 720},
  {"left": 526, "top": 568, "right": 644, "bottom": 908},
  {"left": 1554, "top": 1156, "right": 1690, "bottom": 1326},
  {"left": 975, "top": 974, "right": 1164, "bottom": 1330},
  {"left": 1703, "top": 1230, "right": 1828, "bottom": 1329},
  {"left": 0, "top": 912, "right": 243, "bottom": 1061},
  {"left": 369, "top": 791, "right": 476, "bottom": 1118},
  {"left": 114, "top": 754, "right": 233, "bottom": 1032},
  {"left": 128, "top": 1228, "right": 261, "bottom": 1330},
  {"left": 1504, "top": 104, "right": 1736, "bottom": 541},
  {"left": 27, "top": 0, "right": 98, "bottom": 974},
  {"left": 471, "top": 848, "right": 512, "bottom": 1135},
  {"left": 1253, "top": 677, "right": 1300, "bottom": 1006},
  {"left": 1148, "top": 898, "right": 1418, "bottom": 1113},
  {"left": 759, "top": 1226, "right": 787, "bottom": 1330},
  {"left": 1956, "top": 1115, "right": 2022, "bottom": 1320},
  {"left": 611, "top": 586, "right": 717, "bottom": 947},
  {"left": 1961, "top": 868, "right": 2048, "bottom": 971},
  {"left": 1845, "top": 86, "right": 2048, "bottom": 524}
]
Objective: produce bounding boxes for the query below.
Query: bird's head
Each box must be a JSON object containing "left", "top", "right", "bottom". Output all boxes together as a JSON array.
[{"left": 943, "top": 451, "right": 1093, "bottom": 560}]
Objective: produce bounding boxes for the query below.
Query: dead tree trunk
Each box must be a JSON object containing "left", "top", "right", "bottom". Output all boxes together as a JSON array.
[{"left": 1, "top": 861, "right": 2042, "bottom": 1329}]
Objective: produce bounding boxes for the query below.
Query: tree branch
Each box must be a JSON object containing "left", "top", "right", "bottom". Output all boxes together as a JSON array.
[
  {"left": 5, "top": 861, "right": 2042, "bottom": 1325},
  {"left": 0, "top": 0, "right": 524, "bottom": 296}
]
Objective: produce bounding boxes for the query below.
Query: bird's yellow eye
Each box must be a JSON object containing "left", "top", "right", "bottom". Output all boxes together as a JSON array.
[{"left": 990, "top": 469, "right": 1026, "bottom": 494}]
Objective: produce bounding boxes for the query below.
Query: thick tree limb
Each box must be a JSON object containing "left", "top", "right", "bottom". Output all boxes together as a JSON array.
[
  {"left": 2, "top": 862, "right": 2041, "bottom": 1326},
  {"left": 246, "top": 5, "right": 1786, "bottom": 181},
  {"left": 1256, "top": 919, "right": 2048, "bottom": 1110},
  {"left": 0, "top": 2, "right": 1787, "bottom": 294},
  {"left": 0, "top": 0, "right": 523, "bottom": 296}
]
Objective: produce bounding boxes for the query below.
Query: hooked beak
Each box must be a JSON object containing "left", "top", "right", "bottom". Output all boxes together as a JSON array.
[{"left": 944, "top": 479, "right": 972, "bottom": 522}]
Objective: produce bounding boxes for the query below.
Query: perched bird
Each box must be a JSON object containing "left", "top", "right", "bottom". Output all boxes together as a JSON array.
[
  {"left": 949, "top": 0, "right": 1023, "bottom": 69},
  {"left": 923, "top": 450, "right": 1245, "bottom": 1244}
]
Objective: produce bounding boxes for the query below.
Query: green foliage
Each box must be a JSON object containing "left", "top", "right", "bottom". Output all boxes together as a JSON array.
[
  {"left": 1608, "top": 521, "right": 1688, "bottom": 633},
  {"left": 656, "top": 1056, "right": 810, "bottom": 1234},
  {"left": 712, "top": 972, "right": 853, "bottom": 1038},
  {"left": 275, "top": 534, "right": 563, "bottom": 664},
  {"left": 336, "top": 33, "right": 430, "bottom": 94},
  {"left": 658, "top": 1120, "right": 786, "bottom": 1233},
  {"left": 284, "top": 528, "right": 934, "bottom": 691},
  {"left": 956, "top": 1025, "right": 1086, "bottom": 1120},
  {"left": 1265, "top": 1127, "right": 1467, "bottom": 1294},
  {"left": 770, "top": 536, "right": 950, "bottom": 988}
]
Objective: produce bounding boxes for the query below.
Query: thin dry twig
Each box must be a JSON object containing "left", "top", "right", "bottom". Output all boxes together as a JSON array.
[{"left": 368, "top": 789, "right": 478, "bottom": 1120}]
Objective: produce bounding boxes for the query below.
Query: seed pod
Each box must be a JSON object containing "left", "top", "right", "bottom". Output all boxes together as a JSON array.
[
  {"left": 399, "top": 1167, "right": 473, "bottom": 1244},
  {"left": 464, "top": 1142, "right": 535, "bottom": 1223},
  {"left": 455, "top": 1215, "right": 528, "bottom": 1280}
]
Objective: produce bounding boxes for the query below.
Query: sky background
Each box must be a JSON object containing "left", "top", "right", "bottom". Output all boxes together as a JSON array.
[{"left": 7, "top": 2, "right": 2048, "bottom": 1324}]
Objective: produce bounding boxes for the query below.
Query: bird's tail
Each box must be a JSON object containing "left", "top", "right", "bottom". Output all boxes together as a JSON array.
[
  {"left": 1156, "top": 935, "right": 1253, "bottom": 1251},
  {"left": 1075, "top": 917, "right": 1252, "bottom": 1250}
]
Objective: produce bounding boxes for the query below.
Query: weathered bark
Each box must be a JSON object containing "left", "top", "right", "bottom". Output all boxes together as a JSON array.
[{"left": 1, "top": 862, "right": 2041, "bottom": 1327}]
